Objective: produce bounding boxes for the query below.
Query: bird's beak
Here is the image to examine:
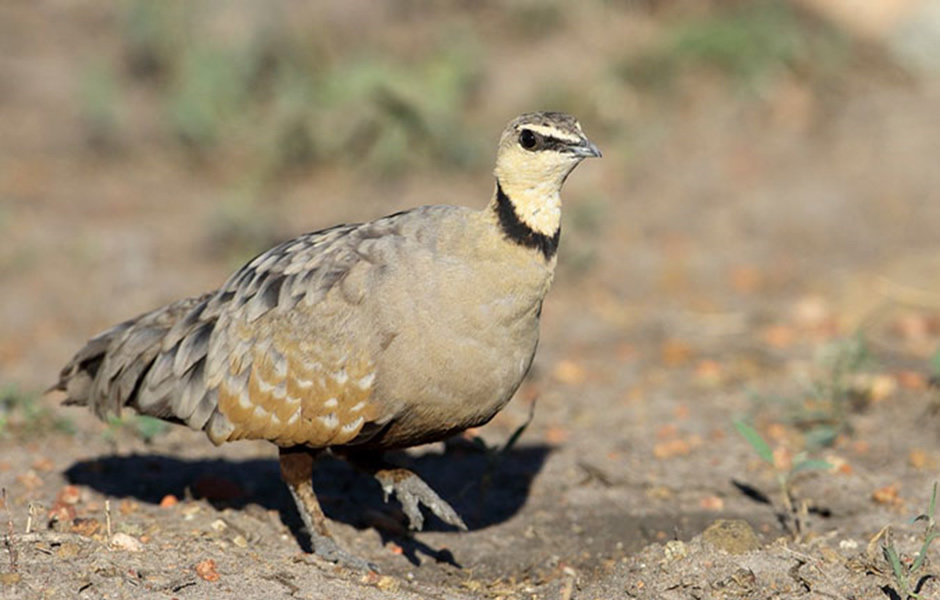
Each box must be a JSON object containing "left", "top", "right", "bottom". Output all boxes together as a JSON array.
[{"left": 571, "top": 137, "right": 602, "bottom": 159}]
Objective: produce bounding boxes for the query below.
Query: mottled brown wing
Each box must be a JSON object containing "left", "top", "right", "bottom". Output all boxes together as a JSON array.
[
  {"left": 201, "top": 216, "right": 413, "bottom": 447},
  {"left": 205, "top": 317, "right": 381, "bottom": 447},
  {"left": 56, "top": 211, "right": 414, "bottom": 446}
]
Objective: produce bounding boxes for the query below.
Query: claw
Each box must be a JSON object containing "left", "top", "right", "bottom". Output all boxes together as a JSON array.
[{"left": 374, "top": 468, "right": 468, "bottom": 532}]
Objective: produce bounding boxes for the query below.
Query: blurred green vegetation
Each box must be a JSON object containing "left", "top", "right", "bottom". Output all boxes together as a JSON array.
[
  {"left": 84, "top": 1, "right": 485, "bottom": 177},
  {"left": 506, "top": 0, "right": 566, "bottom": 39},
  {"left": 204, "top": 182, "right": 286, "bottom": 268},
  {"left": 746, "top": 334, "right": 873, "bottom": 451},
  {"left": 68, "top": 0, "right": 873, "bottom": 274},
  {"left": 559, "top": 195, "right": 609, "bottom": 279},
  {"left": 0, "top": 385, "right": 167, "bottom": 443},
  {"left": 802, "top": 334, "right": 871, "bottom": 447},
  {"left": 0, "top": 384, "right": 75, "bottom": 438},
  {"left": 105, "top": 413, "right": 170, "bottom": 444},
  {"left": 77, "top": 1, "right": 866, "bottom": 181},
  {"left": 733, "top": 418, "right": 831, "bottom": 540},
  {"left": 620, "top": 1, "right": 851, "bottom": 92},
  {"left": 79, "top": 58, "right": 122, "bottom": 151}
]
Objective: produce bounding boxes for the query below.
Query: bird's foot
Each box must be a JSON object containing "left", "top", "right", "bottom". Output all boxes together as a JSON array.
[
  {"left": 308, "top": 531, "right": 378, "bottom": 571},
  {"left": 279, "top": 448, "right": 377, "bottom": 571},
  {"left": 373, "top": 468, "right": 468, "bottom": 532}
]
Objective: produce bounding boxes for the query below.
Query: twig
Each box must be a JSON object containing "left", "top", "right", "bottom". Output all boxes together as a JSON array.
[
  {"left": 25, "top": 502, "right": 37, "bottom": 535},
  {"left": 2, "top": 488, "right": 18, "bottom": 572},
  {"left": 781, "top": 546, "right": 835, "bottom": 584},
  {"left": 105, "top": 500, "right": 112, "bottom": 538},
  {"left": 560, "top": 567, "right": 577, "bottom": 600},
  {"left": 867, "top": 524, "right": 890, "bottom": 564}
]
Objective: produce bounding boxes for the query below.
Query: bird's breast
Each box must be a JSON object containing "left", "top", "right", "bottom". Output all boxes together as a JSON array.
[{"left": 363, "top": 249, "right": 548, "bottom": 448}]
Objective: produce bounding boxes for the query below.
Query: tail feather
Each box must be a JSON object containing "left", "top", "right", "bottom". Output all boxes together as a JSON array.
[
  {"left": 54, "top": 320, "right": 134, "bottom": 409},
  {"left": 94, "top": 322, "right": 166, "bottom": 417},
  {"left": 54, "top": 293, "right": 220, "bottom": 427}
]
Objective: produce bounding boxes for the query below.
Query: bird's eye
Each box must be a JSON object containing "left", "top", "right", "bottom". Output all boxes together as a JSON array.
[{"left": 519, "top": 129, "right": 539, "bottom": 151}]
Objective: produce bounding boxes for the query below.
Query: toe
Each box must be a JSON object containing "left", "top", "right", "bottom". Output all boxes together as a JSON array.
[
  {"left": 378, "top": 470, "right": 467, "bottom": 531},
  {"left": 310, "top": 533, "right": 378, "bottom": 571}
]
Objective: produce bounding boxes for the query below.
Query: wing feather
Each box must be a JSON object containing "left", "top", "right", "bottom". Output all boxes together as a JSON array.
[{"left": 57, "top": 207, "right": 439, "bottom": 444}]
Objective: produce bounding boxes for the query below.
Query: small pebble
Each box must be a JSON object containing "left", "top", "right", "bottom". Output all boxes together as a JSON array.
[
  {"left": 702, "top": 519, "right": 761, "bottom": 554},
  {"left": 195, "top": 558, "right": 220, "bottom": 582},
  {"left": 663, "top": 540, "right": 687, "bottom": 561},
  {"left": 110, "top": 532, "right": 143, "bottom": 552}
]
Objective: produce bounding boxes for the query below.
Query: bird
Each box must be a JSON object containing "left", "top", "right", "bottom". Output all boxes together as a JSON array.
[{"left": 52, "top": 111, "right": 601, "bottom": 569}]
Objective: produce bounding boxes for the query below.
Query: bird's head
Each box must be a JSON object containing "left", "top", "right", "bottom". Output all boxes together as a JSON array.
[{"left": 493, "top": 112, "right": 601, "bottom": 237}]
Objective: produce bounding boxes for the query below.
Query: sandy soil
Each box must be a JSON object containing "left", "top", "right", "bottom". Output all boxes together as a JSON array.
[{"left": 2, "top": 2, "right": 940, "bottom": 599}]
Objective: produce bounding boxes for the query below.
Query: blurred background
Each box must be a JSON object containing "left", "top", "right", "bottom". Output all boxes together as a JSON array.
[
  {"left": 4, "top": 3, "right": 940, "bottom": 592},
  {"left": 2, "top": 0, "right": 940, "bottom": 441}
]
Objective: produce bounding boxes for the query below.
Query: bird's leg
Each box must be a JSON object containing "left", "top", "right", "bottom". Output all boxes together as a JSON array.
[
  {"left": 344, "top": 452, "right": 468, "bottom": 533},
  {"left": 278, "top": 446, "right": 376, "bottom": 571}
]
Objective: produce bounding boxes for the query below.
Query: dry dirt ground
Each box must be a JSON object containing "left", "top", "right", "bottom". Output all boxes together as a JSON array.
[{"left": 2, "top": 2, "right": 940, "bottom": 599}]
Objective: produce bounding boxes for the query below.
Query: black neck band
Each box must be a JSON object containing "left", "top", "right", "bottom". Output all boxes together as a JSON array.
[{"left": 495, "top": 181, "right": 560, "bottom": 260}]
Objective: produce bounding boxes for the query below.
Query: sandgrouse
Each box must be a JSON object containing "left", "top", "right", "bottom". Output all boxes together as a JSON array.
[{"left": 54, "top": 112, "right": 601, "bottom": 568}]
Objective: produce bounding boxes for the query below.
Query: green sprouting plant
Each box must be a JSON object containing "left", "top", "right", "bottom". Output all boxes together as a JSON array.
[
  {"left": 134, "top": 415, "right": 170, "bottom": 443},
  {"left": 734, "top": 419, "right": 830, "bottom": 541},
  {"left": 474, "top": 401, "right": 535, "bottom": 474},
  {"left": 798, "top": 333, "right": 872, "bottom": 448},
  {"left": 1, "top": 385, "right": 39, "bottom": 435},
  {"left": 105, "top": 414, "right": 169, "bottom": 444},
  {"left": 882, "top": 482, "right": 938, "bottom": 599},
  {"left": 746, "top": 334, "right": 872, "bottom": 451},
  {"left": 929, "top": 349, "right": 940, "bottom": 417}
]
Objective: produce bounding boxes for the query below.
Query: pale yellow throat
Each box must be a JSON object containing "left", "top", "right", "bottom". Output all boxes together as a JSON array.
[
  {"left": 495, "top": 156, "right": 575, "bottom": 237},
  {"left": 501, "top": 183, "right": 561, "bottom": 237}
]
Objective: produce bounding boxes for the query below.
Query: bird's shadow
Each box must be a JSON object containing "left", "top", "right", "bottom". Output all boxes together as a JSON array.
[{"left": 64, "top": 442, "right": 552, "bottom": 566}]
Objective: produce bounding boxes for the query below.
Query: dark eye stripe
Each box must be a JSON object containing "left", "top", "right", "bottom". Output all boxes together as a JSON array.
[{"left": 536, "top": 135, "right": 578, "bottom": 152}]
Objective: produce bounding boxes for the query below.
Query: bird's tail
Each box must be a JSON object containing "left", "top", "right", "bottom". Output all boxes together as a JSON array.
[{"left": 52, "top": 293, "right": 219, "bottom": 428}]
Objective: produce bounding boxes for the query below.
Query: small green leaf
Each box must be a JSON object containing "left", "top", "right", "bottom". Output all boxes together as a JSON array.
[
  {"left": 931, "top": 349, "right": 940, "bottom": 376},
  {"left": 804, "top": 425, "right": 838, "bottom": 449},
  {"left": 733, "top": 420, "right": 774, "bottom": 465},
  {"left": 791, "top": 459, "right": 832, "bottom": 474},
  {"left": 134, "top": 415, "right": 169, "bottom": 443},
  {"left": 883, "top": 543, "right": 906, "bottom": 580},
  {"left": 911, "top": 531, "right": 938, "bottom": 573},
  {"left": 928, "top": 481, "right": 937, "bottom": 523}
]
